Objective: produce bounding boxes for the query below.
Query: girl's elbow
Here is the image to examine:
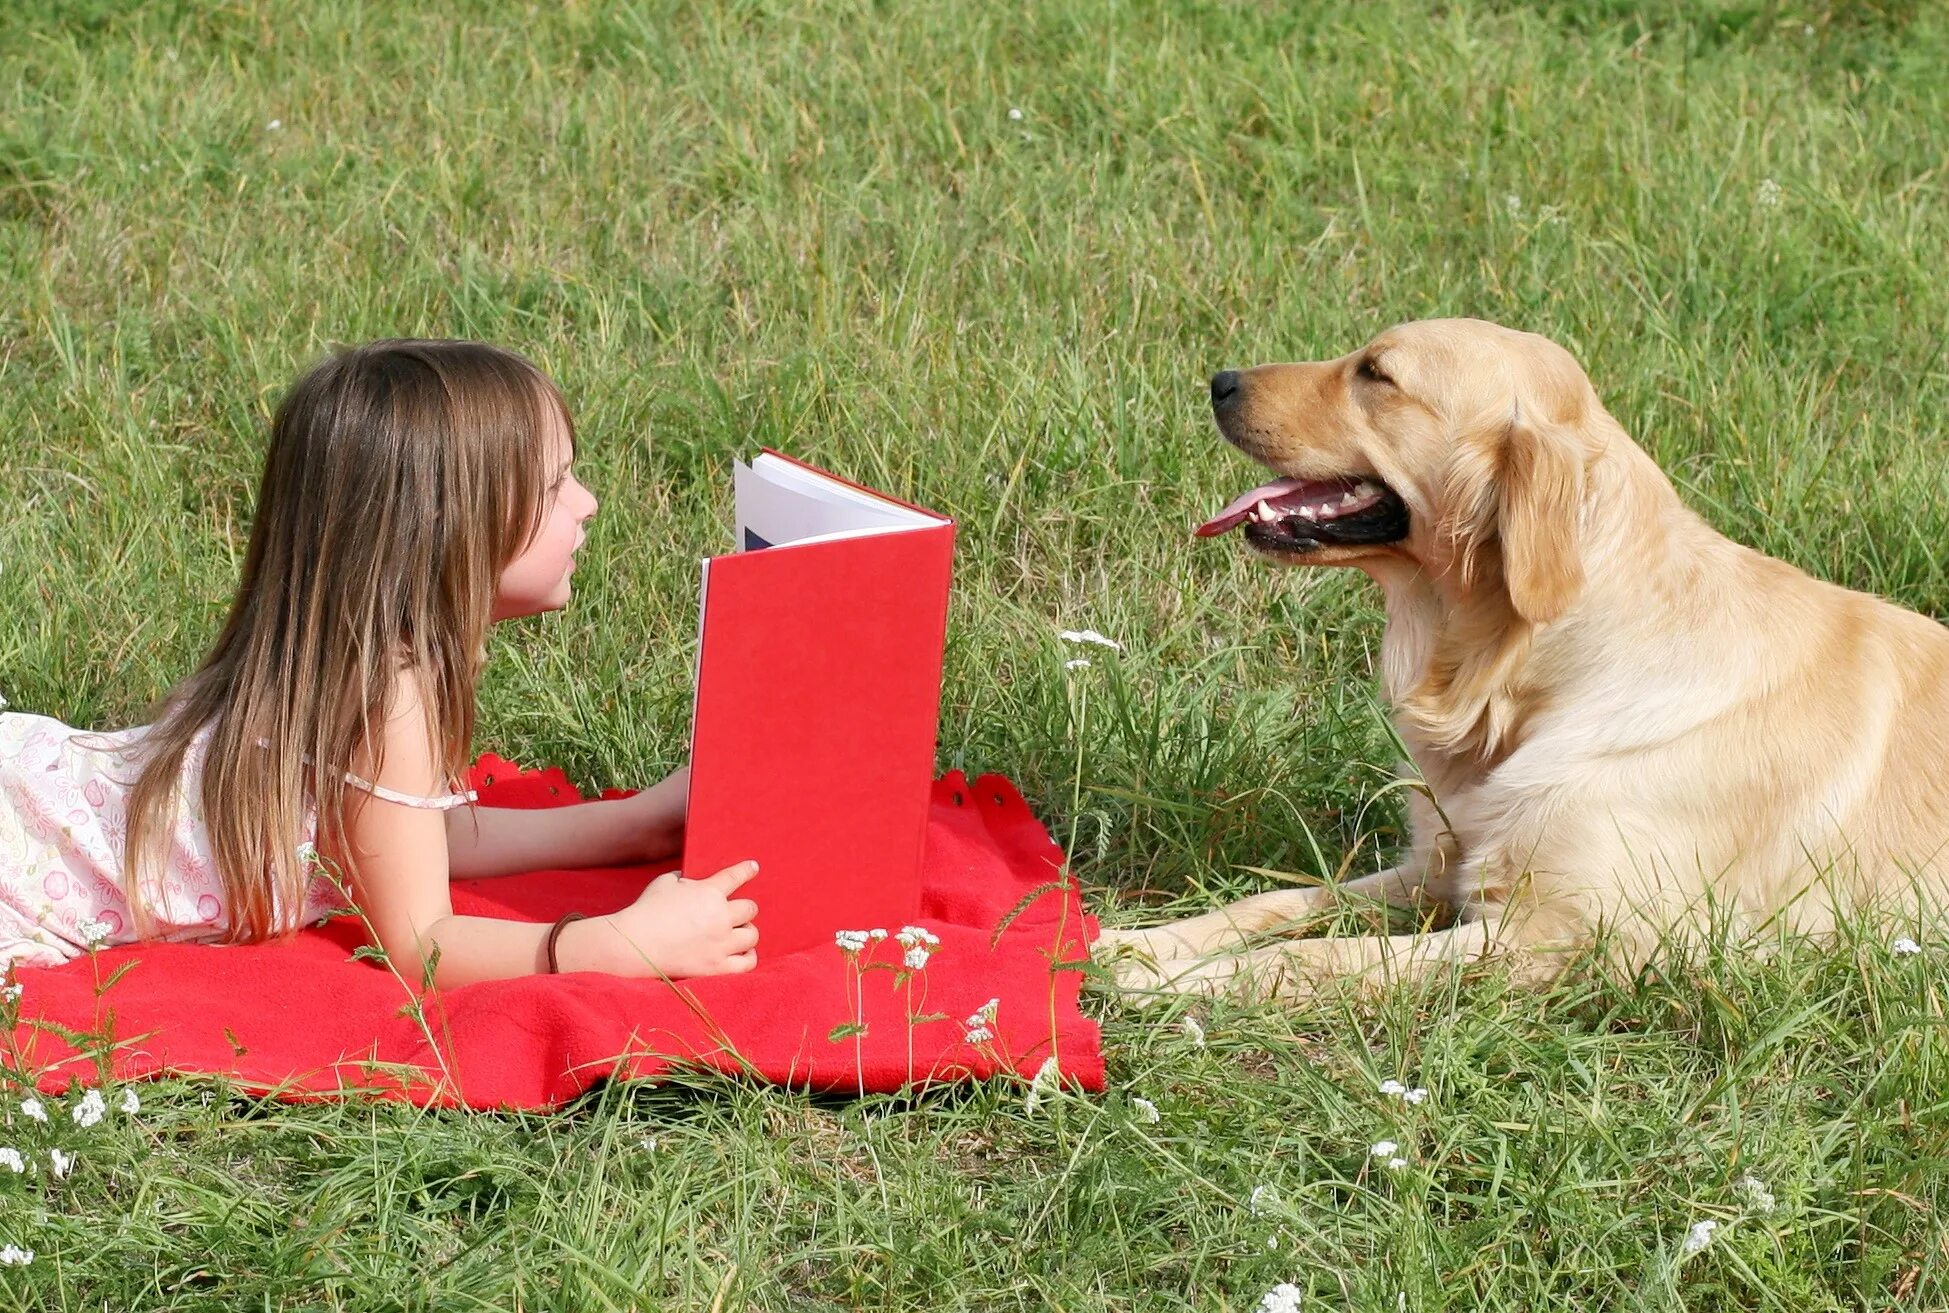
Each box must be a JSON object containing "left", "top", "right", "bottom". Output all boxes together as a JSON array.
[{"left": 367, "top": 922, "right": 448, "bottom": 988}]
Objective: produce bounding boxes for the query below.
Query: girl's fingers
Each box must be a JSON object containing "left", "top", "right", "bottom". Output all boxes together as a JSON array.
[
  {"left": 726, "top": 898, "right": 758, "bottom": 925},
  {"left": 708, "top": 860, "right": 760, "bottom": 891},
  {"left": 724, "top": 950, "right": 758, "bottom": 974},
  {"left": 729, "top": 924, "right": 759, "bottom": 953}
]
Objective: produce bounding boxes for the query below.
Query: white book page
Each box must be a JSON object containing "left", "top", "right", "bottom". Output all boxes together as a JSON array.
[
  {"left": 751, "top": 452, "right": 941, "bottom": 522},
  {"left": 732, "top": 454, "right": 943, "bottom": 551},
  {"left": 691, "top": 556, "right": 711, "bottom": 706}
]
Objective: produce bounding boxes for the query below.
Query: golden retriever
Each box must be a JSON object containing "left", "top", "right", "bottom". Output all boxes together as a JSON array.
[{"left": 1101, "top": 318, "right": 1949, "bottom": 1000}]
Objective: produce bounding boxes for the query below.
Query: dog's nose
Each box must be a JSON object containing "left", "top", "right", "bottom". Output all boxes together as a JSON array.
[{"left": 1210, "top": 370, "right": 1243, "bottom": 412}]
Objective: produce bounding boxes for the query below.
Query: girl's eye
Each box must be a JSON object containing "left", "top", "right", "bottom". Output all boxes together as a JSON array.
[{"left": 1357, "top": 356, "right": 1394, "bottom": 386}]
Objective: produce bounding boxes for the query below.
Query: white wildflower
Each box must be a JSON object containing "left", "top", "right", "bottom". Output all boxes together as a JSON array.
[
  {"left": 1890, "top": 936, "right": 1922, "bottom": 958},
  {"left": 1802, "top": 22, "right": 1814, "bottom": 36},
  {"left": 1256, "top": 1281, "right": 1303, "bottom": 1313},
  {"left": 902, "top": 945, "right": 932, "bottom": 971},
  {"left": 962, "top": 998, "right": 999, "bottom": 1042},
  {"left": 0, "top": 1149, "right": 21, "bottom": 1173},
  {"left": 1387, "top": 1157, "right": 1408, "bottom": 1170},
  {"left": 72, "top": 1089, "right": 106, "bottom": 1128},
  {"left": 1681, "top": 1219, "right": 1718, "bottom": 1256},
  {"left": 120, "top": 1087, "right": 140, "bottom": 1115},
  {"left": 1370, "top": 1140, "right": 1399, "bottom": 1158},
  {"left": 1180, "top": 1014, "right": 1206, "bottom": 1048},
  {"left": 1023, "top": 1055, "right": 1062, "bottom": 1115},
  {"left": 1735, "top": 1173, "right": 1776, "bottom": 1215},
  {"left": 834, "top": 929, "right": 869, "bottom": 955},
  {"left": 1756, "top": 178, "right": 1782, "bottom": 208},
  {"left": 1064, "top": 658, "right": 1092, "bottom": 670},
  {"left": 1131, "top": 1096, "right": 1160, "bottom": 1124},
  {"left": 266, "top": 118, "right": 282, "bottom": 131},
  {"left": 868, "top": 928, "right": 888, "bottom": 941},
  {"left": 1058, "top": 629, "right": 1122, "bottom": 651},
  {"left": 895, "top": 925, "right": 939, "bottom": 949},
  {"left": 18, "top": 1098, "right": 45, "bottom": 1123},
  {"left": 1402, "top": 1087, "right": 1430, "bottom": 1105},
  {"left": 47, "top": 1148, "right": 72, "bottom": 1179},
  {"left": 1504, "top": 193, "right": 1522, "bottom": 215},
  {"left": 1378, "top": 1078, "right": 1407, "bottom": 1097},
  {"left": 1, "top": 984, "right": 19, "bottom": 1004},
  {"left": 1248, "top": 1183, "right": 1276, "bottom": 1215},
  {"left": 1007, "top": 107, "right": 1024, "bottom": 121},
  {"left": 77, "top": 919, "right": 112, "bottom": 947},
  {"left": 0, "top": 1244, "right": 31, "bottom": 1267}
]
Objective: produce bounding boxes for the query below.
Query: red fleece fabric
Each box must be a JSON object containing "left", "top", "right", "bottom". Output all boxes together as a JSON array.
[{"left": 8, "top": 757, "right": 1103, "bottom": 1108}]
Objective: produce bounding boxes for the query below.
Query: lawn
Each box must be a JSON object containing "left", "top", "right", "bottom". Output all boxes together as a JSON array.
[{"left": 1, "top": 0, "right": 1945, "bottom": 1307}]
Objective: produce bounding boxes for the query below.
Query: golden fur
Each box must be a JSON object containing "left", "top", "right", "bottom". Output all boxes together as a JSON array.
[{"left": 1101, "top": 318, "right": 1949, "bottom": 1000}]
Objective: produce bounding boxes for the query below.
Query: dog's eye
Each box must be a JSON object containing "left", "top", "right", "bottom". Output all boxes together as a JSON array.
[{"left": 1357, "top": 356, "right": 1394, "bottom": 387}]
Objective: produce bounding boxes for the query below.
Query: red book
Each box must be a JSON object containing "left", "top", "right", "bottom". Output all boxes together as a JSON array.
[{"left": 680, "top": 451, "right": 955, "bottom": 957}]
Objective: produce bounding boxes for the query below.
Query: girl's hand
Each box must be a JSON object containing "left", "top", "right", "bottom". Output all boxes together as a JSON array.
[
  {"left": 620, "top": 764, "right": 690, "bottom": 864},
  {"left": 563, "top": 859, "right": 760, "bottom": 978}
]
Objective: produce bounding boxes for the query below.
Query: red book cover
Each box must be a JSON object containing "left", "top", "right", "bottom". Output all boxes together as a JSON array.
[{"left": 680, "top": 452, "right": 955, "bottom": 957}]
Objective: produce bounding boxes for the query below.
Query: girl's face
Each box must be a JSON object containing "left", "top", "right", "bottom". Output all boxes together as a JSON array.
[{"left": 494, "top": 403, "right": 597, "bottom": 621}]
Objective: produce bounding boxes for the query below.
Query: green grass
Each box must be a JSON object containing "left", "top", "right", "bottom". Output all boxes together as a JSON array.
[{"left": 3, "top": 0, "right": 1947, "bottom": 1306}]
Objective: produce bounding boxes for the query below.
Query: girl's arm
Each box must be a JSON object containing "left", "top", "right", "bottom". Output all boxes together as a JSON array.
[
  {"left": 442, "top": 768, "right": 687, "bottom": 879},
  {"left": 330, "top": 675, "right": 757, "bottom": 988}
]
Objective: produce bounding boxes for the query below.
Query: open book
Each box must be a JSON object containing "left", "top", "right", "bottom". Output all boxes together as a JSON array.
[{"left": 680, "top": 451, "right": 955, "bottom": 957}]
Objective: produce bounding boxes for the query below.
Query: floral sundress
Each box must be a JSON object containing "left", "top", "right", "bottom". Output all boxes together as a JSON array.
[{"left": 0, "top": 693, "right": 473, "bottom": 970}]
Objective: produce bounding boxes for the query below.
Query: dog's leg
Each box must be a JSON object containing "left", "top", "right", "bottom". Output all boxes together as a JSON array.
[
  {"left": 1126, "top": 914, "right": 1557, "bottom": 1003},
  {"left": 1097, "top": 864, "right": 1433, "bottom": 988}
]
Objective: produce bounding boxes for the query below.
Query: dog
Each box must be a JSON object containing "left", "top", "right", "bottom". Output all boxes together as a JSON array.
[{"left": 1100, "top": 318, "right": 1949, "bottom": 1000}]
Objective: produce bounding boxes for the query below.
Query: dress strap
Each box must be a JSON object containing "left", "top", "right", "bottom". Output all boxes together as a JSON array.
[
  {"left": 249, "top": 736, "right": 478, "bottom": 810},
  {"left": 341, "top": 770, "right": 478, "bottom": 811}
]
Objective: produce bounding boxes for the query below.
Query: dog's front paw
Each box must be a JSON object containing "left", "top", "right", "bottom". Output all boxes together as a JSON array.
[
  {"left": 1093, "top": 925, "right": 1163, "bottom": 960},
  {"left": 1138, "top": 952, "right": 1244, "bottom": 1000},
  {"left": 1093, "top": 929, "right": 1189, "bottom": 1002},
  {"left": 1134, "top": 949, "right": 1322, "bottom": 1005}
]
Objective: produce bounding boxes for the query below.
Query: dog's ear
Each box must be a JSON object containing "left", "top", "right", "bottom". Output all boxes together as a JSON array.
[
  {"left": 1496, "top": 408, "right": 1586, "bottom": 625},
  {"left": 1441, "top": 404, "right": 1587, "bottom": 625}
]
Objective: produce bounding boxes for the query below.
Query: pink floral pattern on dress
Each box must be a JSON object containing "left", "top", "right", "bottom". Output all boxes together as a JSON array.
[{"left": 1, "top": 707, "right": 338, "bottom": 969}]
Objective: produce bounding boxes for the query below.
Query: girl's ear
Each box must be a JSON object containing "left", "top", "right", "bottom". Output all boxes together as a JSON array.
[{"left": 1495, "top": 408, "right": 1586, "bottom": 625}]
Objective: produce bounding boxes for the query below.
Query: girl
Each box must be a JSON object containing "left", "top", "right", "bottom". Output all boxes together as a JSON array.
[{"left": 0, "top": 340, "right": 760, "bottom": 987}]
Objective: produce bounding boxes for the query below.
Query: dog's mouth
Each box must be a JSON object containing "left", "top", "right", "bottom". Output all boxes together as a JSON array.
[{"left": 1196, "top": 475, "right": 1410, "bottom": 552}]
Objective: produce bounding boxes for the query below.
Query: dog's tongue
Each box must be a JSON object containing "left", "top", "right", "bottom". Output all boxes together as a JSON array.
[{"left": 1195, "top": 477, "right": 1314, "bottom": 538}]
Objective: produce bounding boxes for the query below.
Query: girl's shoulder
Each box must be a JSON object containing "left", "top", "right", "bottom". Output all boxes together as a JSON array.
[{"left": 342, "top": 667, "right": 477, "bottom": 812}]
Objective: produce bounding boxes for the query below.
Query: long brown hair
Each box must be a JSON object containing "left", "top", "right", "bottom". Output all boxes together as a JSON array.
[{"left": 123, "top": 340, "right": 570, "bottom": 940}]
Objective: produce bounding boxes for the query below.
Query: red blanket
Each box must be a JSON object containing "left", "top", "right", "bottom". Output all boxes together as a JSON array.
[{"left": 8, "top": 758, "right": 1103, "bottom": 1108}]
